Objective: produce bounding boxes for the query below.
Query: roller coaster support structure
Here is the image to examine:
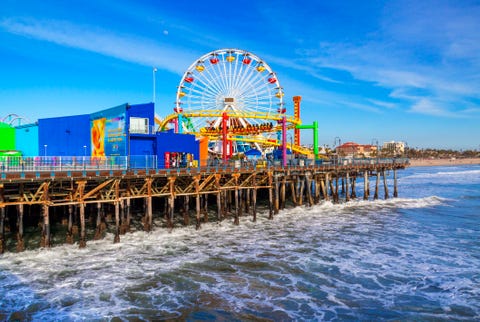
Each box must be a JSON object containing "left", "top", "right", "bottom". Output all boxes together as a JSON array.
[
  {"left": 281, "top": 116, "right": 287, "bottom": 167},
  {"left": 296, "top": 121, "right": 319, "bottom": 159},
  {"left": 222, "top": 112, "right": 229, "bottom": 163},
  {"left": 177, "top": 114, "right": 183, "bottom": 134}
]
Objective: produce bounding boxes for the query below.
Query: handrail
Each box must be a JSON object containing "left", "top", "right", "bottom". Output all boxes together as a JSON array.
[{"left": 0, "top": 155, "right": 409, "bottom": 176}]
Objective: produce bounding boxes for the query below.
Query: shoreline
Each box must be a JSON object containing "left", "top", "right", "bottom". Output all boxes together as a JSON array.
[{"left": 408, "top": 157, "right": 480, "bottom": 167}]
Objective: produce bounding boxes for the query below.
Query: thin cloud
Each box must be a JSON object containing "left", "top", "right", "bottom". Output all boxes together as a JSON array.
[
  {"left": 409, "top": 99, "right": 454, "bottom": 117},
  {"left": 286, "top": 1, "right": 480, "bottom": 118},
  {"left": 367, "top": 99, "right": 396, "bottom": 110},
  {"left": 0, "top": 17, "right": 195, "bottom": 75}
]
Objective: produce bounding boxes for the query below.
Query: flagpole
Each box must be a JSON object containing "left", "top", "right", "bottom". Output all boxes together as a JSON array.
[{"left": 153, "top": 67, "right": 157, "bottom": 105}]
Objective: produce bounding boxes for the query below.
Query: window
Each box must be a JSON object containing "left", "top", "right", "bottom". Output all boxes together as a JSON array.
[{"left": 130, "top": 117, "right": 149, "bottom": 134}]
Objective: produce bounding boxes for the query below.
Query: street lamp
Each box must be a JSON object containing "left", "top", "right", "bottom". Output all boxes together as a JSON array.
[
  {"left": 371, "top": 138, "right": 378, "bottom": 157},
  {"left": 83, "top": 145, "right": 87, "bottom": 157},
  {"left": 152, "top": 67, "right": 157, "bottom": 105},
  {"left": 334, "top": 136, "right": 341, "bottom": 148},
  {"left": 372, "top": 138, "right": 380, "bottom": 163},
  {"left": 44, "top": 144, "right": 47, "bottom": 157},
  {"left": 287, "top": 133, "right": 294, "bottom": 165}
]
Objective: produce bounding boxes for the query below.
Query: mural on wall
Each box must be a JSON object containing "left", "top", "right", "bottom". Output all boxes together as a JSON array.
[
  {"left": 90, "top": 105, "right": 127, "bottom": 156},
  {"left": 91, "top": 118, "right": 106, "bottom": 156}
]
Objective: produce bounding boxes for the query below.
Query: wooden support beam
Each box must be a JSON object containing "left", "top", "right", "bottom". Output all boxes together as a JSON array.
[
  {"left": 320, "top": 178, "right": 328, "bottom": 201},
  {"left": 238, "top": 189, "right": 243, "bottom": 218},
  {"left": 233, "top": 173, "right": 240, "bottom": 225},
  {"left": 274, "top": 175, "right": 279, "bottom": 214},
  {"left": 168, "top": 177, "right": 176, "bottom": 230},
  {"left": 184, "top": 196, "right": 190, "bottom": 226},
  {"left": 216, "top": 191, "right": 222, "bottom": 221},
  {"left": 314, "top": 177, "right": 320, "bottom": 204},
  {"left": 40, "top": 203, "right": 51, "bottom": 248},
  {"left": 245, "top": 188, "right": 250, "bottom": 214},
  {"left": 195, "top": 195, "right": 201, "bottom": 230},
  {"left": 305, "top": 175, "right": 313, "bottom": 207},
  {"left": 126, "top": 198, "right": 131, "bottom": 233},
  {"left": 268, "top": 172, "right": 273, "bottom": 220},
  {"left": 298, "top": 176, "right": 305, "bottom": 206},
  {"left": 252, "top": 174, "right": 257, "bottom": 222},
  {"left": 364, "top": 171, "right": 369, "bottom": 200},
  {"left": 325, "top": 173, "right": 330, "bottom": 201},
  {"left": 351, "top": 176, "right": 357, "bottom": 199},
  {"left": 393, "top": 169, "right": 398, "bottom": 198},
  {"left": 79, "top": 203, "right": 86, "bottom": 248},
  {"left": 120, "top": 199, "right": 127, "bottom": 235},
  {"left": 383, "top": 169, "right": 389, "bottom": 199},
  {"left": 328, "top": 177, "right": 335, "bottom": 204},
  {"left": 16, "top": 204, "right": 25, "bottom": 252},
  {"left": 203, "top": 194, "right": 209, "bottom": 223},
  {"left": 346, "top": 172, "right": 350, "bottom": 202},
  {"left": 280, "top": 176, "right": 286, "bottom": 209},
  {"left": 66, "top": 205, "right": 74, "bottom": 244},
  {"left": 94, "top": 202, "right": 102, "bottom": 240},
  {"left": 234, "top": 186, "right": 240, "bottom": 225},
  {"left": 290, "top": 177, "right": 297, "bottom": 205},
  {"left": 374, "top": 172, "right": 380, "bottom": 200},
  {"left": 215, "top": 174, "right": 222, "bottom": 221},
  {"left": 334, "top": 175, "right": 339, "bottom": 203},
  {"left": 145, "top": 178, "right": 153, "bottom": 232},
  {"left": 114, "top": 201, "right": 120, "bottom": 243}
]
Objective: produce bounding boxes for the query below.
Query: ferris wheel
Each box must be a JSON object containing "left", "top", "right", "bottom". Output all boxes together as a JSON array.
[{"left": 174, "top": 48, "right": 285, "bottom": 133}]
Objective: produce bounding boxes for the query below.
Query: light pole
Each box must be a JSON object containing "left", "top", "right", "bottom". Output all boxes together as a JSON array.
[
  {"left": 44, "top": 144, "right": 47, "bottom": 157},
  {"left": 371, "top": 138, "right": 378, "bottom": 157},
  {"left": 152, "top": 67, "right": 157, "bottom": 105},
  {"left": 334, "top": 136, "right": 341, "bottom": 148},
  {"left": 287, "top": 133, "right": 294, "bottom": 165},
  {"left": 83, "top": 145, "right": 87, "bottom": 157}
]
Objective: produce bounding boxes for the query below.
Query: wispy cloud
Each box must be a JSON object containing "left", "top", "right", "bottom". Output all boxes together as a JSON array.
[
  {"left": 409, "top": 99, "right": 455, "bottom": 117},
  {"left": 0, "top": 17, "right": 196, "bottom": 75},
  {"left": 284, "top": 1, "right": 480, "bottom": 118}
]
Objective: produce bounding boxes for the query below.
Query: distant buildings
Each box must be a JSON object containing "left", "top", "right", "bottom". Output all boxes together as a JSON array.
[
  {"left": 382, "top": 141, "right": 405, "bottom": 156},
  {"left": 335, "top": 142, "right": 377, "bottom": 158},
  {"left": 334, "top": 140, "right": 406, "bottom": 158}
]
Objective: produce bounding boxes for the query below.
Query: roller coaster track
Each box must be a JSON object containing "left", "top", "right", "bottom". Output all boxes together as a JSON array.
[
  {"left": 227, "top": 137, "right": 312, "bottom": 155},
  {"left": 154, "top": 111, "right": 311, "bottom": 154},
  {"left": 156, "top": 111, "right": 301, "bottom": 131}
]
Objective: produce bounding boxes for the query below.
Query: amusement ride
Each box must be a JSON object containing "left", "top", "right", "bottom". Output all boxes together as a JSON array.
[{"left": 157, "top": 48, "right": 318, "bottom": 164}]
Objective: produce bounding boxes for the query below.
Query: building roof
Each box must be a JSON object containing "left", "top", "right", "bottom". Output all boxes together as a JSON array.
[{"left": 338, "top": 142, "right": 360, "bottom": 148}]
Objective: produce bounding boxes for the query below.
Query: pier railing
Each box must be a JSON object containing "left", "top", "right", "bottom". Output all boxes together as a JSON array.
[{"left": 0, "top": 155, "right": 409, "bottom": 175}]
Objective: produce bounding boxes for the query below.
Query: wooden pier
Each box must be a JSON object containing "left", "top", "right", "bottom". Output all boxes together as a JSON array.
[{"left": 0, "top": 160, "right": 408, "bottom": 253}]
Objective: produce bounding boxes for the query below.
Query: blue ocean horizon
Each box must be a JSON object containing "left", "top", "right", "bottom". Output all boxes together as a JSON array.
[{"left": 1, "top": 165, "right": 479, "bottom": 321}]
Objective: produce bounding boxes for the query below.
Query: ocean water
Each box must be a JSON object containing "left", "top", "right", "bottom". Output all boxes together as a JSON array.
[{"left": 1, "top": 165, "right": 479, "bottom": 321}]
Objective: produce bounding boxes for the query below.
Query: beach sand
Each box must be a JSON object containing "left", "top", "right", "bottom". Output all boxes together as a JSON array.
[{"left": 408, "top": 158, "right": 480, "bottom": 167}]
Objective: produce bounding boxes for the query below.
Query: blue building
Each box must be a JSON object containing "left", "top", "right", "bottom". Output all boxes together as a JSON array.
[
  {"left": 15, "top": 123, "right": 39, "bottom": 156},
  {"left": 21, "top": 102, "right": 202, "bottom": 168},
  {"left": 155, "top": 131, "right": 201, "bottom": 168},
  {"left": 38, "top": 114, "right": 90, "bottom": 156}
]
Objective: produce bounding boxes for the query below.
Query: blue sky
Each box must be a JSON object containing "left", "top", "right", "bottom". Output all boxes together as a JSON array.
[{"left": 1, "top": 0, "right": 479, "bottom": 150}]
